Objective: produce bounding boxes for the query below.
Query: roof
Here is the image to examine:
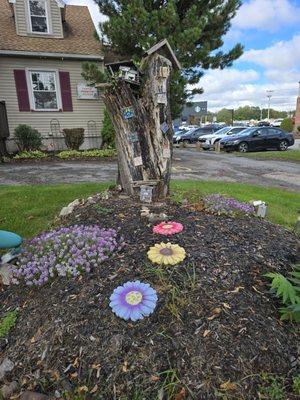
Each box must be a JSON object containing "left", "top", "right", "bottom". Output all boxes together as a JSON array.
[
  {"left": 145, "top": 39, "right": 181, "bottom": 70},
  {"left": 0, "top": 0, "right": 102, "bottom": 58}
]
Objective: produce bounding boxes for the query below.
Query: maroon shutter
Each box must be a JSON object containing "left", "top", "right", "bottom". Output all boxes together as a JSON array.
[
  {"left": 14, "top": 70, "right": 30, "bottom": 112},
  {"left": 59, "top": 71, "right": 73, "bottom": 112}
]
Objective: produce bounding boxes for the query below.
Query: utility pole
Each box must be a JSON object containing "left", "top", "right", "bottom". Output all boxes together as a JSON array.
[{"left": 266, "top": 90, "right": 274, "bottom": 120}]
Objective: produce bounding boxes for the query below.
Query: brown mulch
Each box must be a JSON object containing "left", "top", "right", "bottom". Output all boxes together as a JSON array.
[
  {"left": 0, "top": 195, "right": 300, "bottom": 399},
  {"left": 3, "top": 156, "right": 117, "bottom": 164}
]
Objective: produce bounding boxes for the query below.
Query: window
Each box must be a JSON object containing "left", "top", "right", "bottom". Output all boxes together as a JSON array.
[
  {"left": 29, "top": 71, "right": 59, "bottom": 111},
  {"left": 28, "top": 0, "right": 48, "bottom": 33}
]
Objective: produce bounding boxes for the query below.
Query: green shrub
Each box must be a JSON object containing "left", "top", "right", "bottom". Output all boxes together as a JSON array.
[
  {"left": 101, "top": 110, "right": 115, "bottom": 149},
  {"left": 297, "top": 126, "right": 300, "bottom": 133},
  {"left": 265, "top": 263, "right": 300, "bottom": 322},
  {"left": 63, "top": 128, "right": 85, "bottom": 150},
  {"left": 14, "top": 124, "right": 42, "bottom": 151},
  {"left": 0, "top": 310, "right": 18, "bottom": 338},
  {"left": 280, "top": 118, "right": 293, "bottom": 132},
  {"left": 293, "top": 376, "right": 300, "bottom": 395},
  {"left": 57, "top": 149, "right": 117, "bottom": 159},
  {"left": 259, "top": 375, "right": 285, "bottom": 400},
  {"left": 14, "top": 150, "right": 47, "bottom": 159}
]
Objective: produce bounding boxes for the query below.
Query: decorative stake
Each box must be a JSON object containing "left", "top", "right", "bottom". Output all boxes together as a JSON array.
[
  {"left": 140, "top": 185, "right": 153, "bottom": 203},
  {"left": 160, "top": 122, "right": 169, "bottom": 135},
  {"left": 122, "top": 106, "right": 135, "bottom": 119}
]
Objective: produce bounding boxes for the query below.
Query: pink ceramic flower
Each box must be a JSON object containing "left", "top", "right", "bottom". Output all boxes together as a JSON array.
[{"left": 153, "top": 221, "right": 183, "bottom": 236}]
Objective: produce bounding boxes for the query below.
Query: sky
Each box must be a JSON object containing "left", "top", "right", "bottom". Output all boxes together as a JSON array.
[{"left": 66, "top": 0, "right": 300, "bottom": 112}]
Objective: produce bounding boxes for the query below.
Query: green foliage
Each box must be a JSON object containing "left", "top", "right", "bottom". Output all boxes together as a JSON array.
[
  {"left": 265, "top": 264, "right": 300, "bottom": 322},
  {"left": 280, "top": 118, "right": 294, "bottom": 132},
  {"left": 297, "top": 126, "right": 300, "bottom": 133},
  {"left": 57, "top": 149, "right": 117, "bottom": 159},
  {"left": 216, "top": 108, "right": 233, "bottom": 124},
  {"left": 259, "top": 375, "right": 285, "bottom": 400},
  {"left": 14, "top": 124, "right": 42, "bottom": 151},
  {"left": 0, "top": 310, "right": 18, "bottom": 338},
  {"left": 95, "top": 0, "right": 243, "bottom": 117},
  {"left": 292, "top": 375, "right": 300, "bottom": 395},
  {"left": 81, "top": 62, "right": 108, "bottom": 85},
  {"left": 101, "top": 110, "right": 115, "bottom": 148},
  {"left": 62, "top": 128, "right": 85, "bottom": 150},
  {"left": 14, "top": 150, "right": 47, "bottom": 159}
]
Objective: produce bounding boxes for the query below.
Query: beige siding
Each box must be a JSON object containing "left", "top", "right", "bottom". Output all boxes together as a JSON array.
[
  {"left": 15, "top": 0, "right": 63, "bottom": 38},
  {"left": 0, "top": 56, "right": 104, "bottom": 150}
]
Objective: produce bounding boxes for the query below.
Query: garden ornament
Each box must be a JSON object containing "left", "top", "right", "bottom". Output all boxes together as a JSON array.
[{"left": 0, "top": 230, "right": 23, "bottom": 265}]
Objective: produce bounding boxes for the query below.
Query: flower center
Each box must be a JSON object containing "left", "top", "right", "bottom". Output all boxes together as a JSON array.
[
  {"left": 159, "top": 248, "right": 173, "bottom": 256},
  {"left": 162, "top": 224, "right": 173, "bottom": 229},
  {"left": 125, "top": 290, "right": 143, "bottom": 305}
]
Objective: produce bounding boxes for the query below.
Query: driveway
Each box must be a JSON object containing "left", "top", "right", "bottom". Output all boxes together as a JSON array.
[{"left": 0, "top": 149, "right": 300, "bottom": 191}]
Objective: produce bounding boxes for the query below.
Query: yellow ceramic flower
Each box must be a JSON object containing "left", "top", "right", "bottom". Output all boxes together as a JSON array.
[{"left": 147, "top": 242, "right": 186, "bottom": 265}]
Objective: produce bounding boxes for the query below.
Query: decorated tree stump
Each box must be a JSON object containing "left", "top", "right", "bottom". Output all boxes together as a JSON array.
[{"left": 101, "top": 40, "right": 181, "bottom": 202}]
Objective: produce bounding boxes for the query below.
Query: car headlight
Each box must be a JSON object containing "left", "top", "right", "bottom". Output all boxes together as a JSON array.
[{"left": 226, "top": 140, "right": 239, "bottom": 145}]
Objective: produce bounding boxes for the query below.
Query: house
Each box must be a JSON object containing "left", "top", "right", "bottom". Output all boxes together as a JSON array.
[{"left": 0, "top": 0, "right": 105, "bottom": 152}]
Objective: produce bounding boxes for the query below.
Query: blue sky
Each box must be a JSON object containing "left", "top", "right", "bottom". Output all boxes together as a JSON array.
[{"left": 67, "top": 0, "right": 300, "bottom": 112}]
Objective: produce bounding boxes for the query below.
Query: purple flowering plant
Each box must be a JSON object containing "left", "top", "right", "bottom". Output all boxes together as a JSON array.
[
  {"left": 10, "top": 225, "right": 124, "bottom": 286},
  {"left": 203, "top": 194, "right": 255, "bottom": 216},
  {"left": 110, "top": 281, "right": 158, "bottom": 321}
]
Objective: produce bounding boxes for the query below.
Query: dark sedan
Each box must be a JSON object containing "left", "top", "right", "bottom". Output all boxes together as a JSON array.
[
  {"left": 220, "top": 127, "right": 294, "bottom": 152},
  {"left": 174, "top": 125, "right": 221, "bottom": 144}
]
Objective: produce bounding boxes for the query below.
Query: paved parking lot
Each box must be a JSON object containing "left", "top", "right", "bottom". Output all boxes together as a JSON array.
[{"left": 0, "top": 149, "right": 299, "bottom": 191}]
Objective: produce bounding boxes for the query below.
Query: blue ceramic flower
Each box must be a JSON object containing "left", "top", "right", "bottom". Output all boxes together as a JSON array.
[{"left": 109, "top": 281, "right": 158, "bottom": 321}]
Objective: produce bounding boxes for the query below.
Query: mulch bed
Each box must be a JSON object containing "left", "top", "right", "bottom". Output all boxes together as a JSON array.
[
  {"left": 2, "top": 156, "right": 117, "bottom": 164},
  {"left": 1, "top": 194, "right": 300, "bottom": 399}
]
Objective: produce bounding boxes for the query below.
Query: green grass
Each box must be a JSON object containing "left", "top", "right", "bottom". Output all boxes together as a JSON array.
[
  {"left": 236, "top": 149, "right": 300, "bottom": 163},
  {"left": 0, "top": 180, "right": 299, "bottom": 239}
]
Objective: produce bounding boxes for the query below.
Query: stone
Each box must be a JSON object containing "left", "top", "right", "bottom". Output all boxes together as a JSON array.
[
  {"left": 59, "top": 206, "right": 73, "bottom": 217},
  {"left": 1, "top": 381, "right": 19, "bottom": 398},
  {"left": 67, "top": 199, "right": 80, "bottom": 208},
  {"left": 0, "top": 358, "right": 14, "bottom": 381},
  {"left": 20, "top": 391, "right": 49, "bottom": 400},
  {"left": 0, "top": 263, "right": 13, "bottom": 285}
]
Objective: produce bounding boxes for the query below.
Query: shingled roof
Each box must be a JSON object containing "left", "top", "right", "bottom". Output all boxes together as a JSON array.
[{"left": 0, "top": 0, "right": 102, "bottom": 58}]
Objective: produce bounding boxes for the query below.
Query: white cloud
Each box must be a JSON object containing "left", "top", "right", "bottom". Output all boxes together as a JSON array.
[
  {"left": 65, "top": 0, "right": 106, "bottom": 33},
  {"left": 233, "top": 0, "right": 300, "bottom": 31}
]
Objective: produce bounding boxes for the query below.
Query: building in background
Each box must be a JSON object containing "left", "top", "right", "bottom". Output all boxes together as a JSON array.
[
  {"left": 0, "top": 0, "right": 104, "bottom": 152},
  {"left": 173, "top": 101, "right": 207, "bottom": 127}
]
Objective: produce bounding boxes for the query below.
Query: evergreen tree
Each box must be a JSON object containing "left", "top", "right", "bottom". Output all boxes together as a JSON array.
[{"left": 94, "top": 0, "right": 243, "bottom": 117}]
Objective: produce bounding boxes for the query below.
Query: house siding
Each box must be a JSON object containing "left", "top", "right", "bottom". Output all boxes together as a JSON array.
[
  {"left": 0, "top": 56, "right": 104, "bottom": 151},
  {"left": 15, "top": 0, "right": 63, "bottom": 38}
]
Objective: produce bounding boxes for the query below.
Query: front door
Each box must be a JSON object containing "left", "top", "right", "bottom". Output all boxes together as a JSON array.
[{"left": 249, "top": 128, "right": 267, "bottom": 150}]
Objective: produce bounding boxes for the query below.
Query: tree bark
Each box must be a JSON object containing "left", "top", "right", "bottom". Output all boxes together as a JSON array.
[{"left": 102, "top": 53, "right": 173, "bottom": 201}]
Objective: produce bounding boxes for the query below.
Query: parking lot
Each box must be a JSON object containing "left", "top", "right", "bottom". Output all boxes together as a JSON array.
[{"left": 1, "top": 148, "right": 300, "bottom": 191}]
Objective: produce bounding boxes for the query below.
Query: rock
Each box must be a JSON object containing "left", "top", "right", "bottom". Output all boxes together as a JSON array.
[
  {"left": 0, "top": 263, "right": 13, "bottom": 285},
  {"left": 1, "top": 381, "right": 19, "bottom": 398},
  {"left": 59, "top": 206, "right": 73, "bottom": 217},
  {"left": 0, "top": 358, "right": 14, "bottom": 381},
  {"left": 68, "top": 199, "right": 80, "bottom": 208},
  {"left": 20, "top": 391, "right": 49, "bottom": 400},
  {"left": 109, "top": 334, "right": 123, "bottom": 355}
]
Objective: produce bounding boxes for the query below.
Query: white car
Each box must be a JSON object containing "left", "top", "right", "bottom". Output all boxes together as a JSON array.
[
  {"left": 198, "top": 126, "right": 246, "bottom": 149},
  {"left": 272, "top": 119, "right": 284, "bottom": 127}
]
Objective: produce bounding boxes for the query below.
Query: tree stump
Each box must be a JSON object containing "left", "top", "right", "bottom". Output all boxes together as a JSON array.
[{"left": 103, "top": 53, "right": 174, "bottom": 201}]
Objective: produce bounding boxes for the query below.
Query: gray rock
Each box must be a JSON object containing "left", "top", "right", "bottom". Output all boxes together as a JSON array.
[
  {"left": 67, "top": 199, "right": 80, "bottom": 208},
  {"left": 59, "top": 206, "right": 73, "bottom": 217},
  {"left": 20, "top": 391, "right": 49, "bottom": 400},
  {"left": 1, "top": 381, "right": 19, "bottom": 398},
  {"left": 0, "top": 358, "right": 14, "bottom": 381},
  {"left": 0, "top": 264, "right": 13, "bottom": 285}
]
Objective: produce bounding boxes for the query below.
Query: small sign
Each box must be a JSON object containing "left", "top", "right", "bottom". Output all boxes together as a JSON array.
[
  {"left": 159, "top": 66, "right": 170, "bottom": 78},
  {"left": 157, "top": 93, "right": 167, "bottom": 104},
  {"left": 134, "top": 156, "right": 143, "bottom": 166},
  {"left": 128, "top": 132, "right": 139, "bottom": 143},
  {"left": 160, "top": 122, "right": 169, "bottom": 135},
  {"left": 122, "top": 106, "right": 135, "bottom": 119},
  {"left": 77, "top": 83, "right": 98, "bottom": 100},
  {"left": 140, "top": 185, "right": 153, "bottom": 203}
]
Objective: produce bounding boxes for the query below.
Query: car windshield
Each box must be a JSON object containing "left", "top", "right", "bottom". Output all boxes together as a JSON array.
[
  {"left": 227, "top": 127, "right": 246, "bottom": 135},
  {"left": 214, "top": 126, "right": 231, "bottom": 135},
  {"left": 173, "top": 130, "right": 184, "bottom": 136},
  {"left": 234, "top": 127, "right": 257, "bottom": 136}
]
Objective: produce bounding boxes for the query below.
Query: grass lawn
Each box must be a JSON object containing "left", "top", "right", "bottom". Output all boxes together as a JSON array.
[
  {"left": 0, "top": 180, "right": 299, "bottom": 238},
  {"left": 235, "top": 149, "right": 300, "bottom": 163}
]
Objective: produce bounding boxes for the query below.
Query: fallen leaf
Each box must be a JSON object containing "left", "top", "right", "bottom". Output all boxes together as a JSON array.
[
  {"left": 229, "top": 286, "right": 244, "bottom": 293},
  {"left": 220, "top": 380, "right": 237, "bottom": 391},
  {"left": 90, "top": 385, "right": 98, "bottom": 394},
  {"left": 70, "top": 372, "right": 78, "bottom": 379},
  {"left": 78, "top": 386, "right": 89, "bottom": 393},
  {"left": 203, "top": 329, "right": 211, "bottom": 337},
  {"left": 151, "top": 375, "right": 160, "bottom": 382},
  {"left": 122, "top": 360, "right": 128, "bottom": 372},
  {"left": 222, "top": 303, "right": 231, "bottom": 309},
  {"left": 175, "top": 387, "right": 186, "bottom": 400},
  {"left": 208, "top": 307, "right": 222, "bottom": 320}
]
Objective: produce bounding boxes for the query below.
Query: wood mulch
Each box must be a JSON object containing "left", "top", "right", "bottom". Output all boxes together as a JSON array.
[{"left": 1, "top": 194, "right": 299, "bottom": 399}]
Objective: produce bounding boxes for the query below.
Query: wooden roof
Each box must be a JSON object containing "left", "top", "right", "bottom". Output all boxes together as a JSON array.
[{"left": 145, "top": 39, "right": 181, "bottom": 70}]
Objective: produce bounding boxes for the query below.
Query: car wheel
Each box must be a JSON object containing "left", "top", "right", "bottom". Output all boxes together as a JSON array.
[
  {"left": 183, "top": 139, "right": 190, "bottom": 144},
  {"left": 238, "top": 142, "right": 248, "bottom": 153},
  {"left": 278, "top": 140, "right": 288, "bottom": 151}
]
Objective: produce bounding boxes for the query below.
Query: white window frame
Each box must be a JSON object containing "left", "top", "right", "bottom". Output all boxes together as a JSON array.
[
  {"left": 27, "top": 0, "right": 50, "bottom": 34},
  {"left": 27, "top": 69, "right": 62, "bottom": 112}
]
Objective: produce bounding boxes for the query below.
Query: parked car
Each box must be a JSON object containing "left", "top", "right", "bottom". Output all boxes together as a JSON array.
[
  {"left": 257, "top": 121, "right": 270, "bottom": 127},
  {"left": 174, "top": 125, "right": 220, "bottom": 144},
  {"left": 199, "top": 126, "right": 246, "bottom": 149},
  {"left": 220, "top": 127, "right": 294, "bottom": 152},
  {"left": 172, "top": 129, "right": 186, "bottom": 142},
  {"left": 272, "top": 118, "right": 284, "bottom": 127}
]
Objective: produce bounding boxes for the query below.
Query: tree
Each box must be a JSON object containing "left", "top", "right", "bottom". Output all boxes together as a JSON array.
[
  {"left": 280, "top": 118, "right": 294, "bottom": 132},
  {"left": 94, "top": 0, "right": 243, "bottom": 117},
  {"left": 217, "top": 108, "right": 232, "bottom": 124}
]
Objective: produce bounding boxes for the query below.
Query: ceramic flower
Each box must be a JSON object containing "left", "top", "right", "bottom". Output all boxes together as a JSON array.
[
  {"left": 153, "top": 221, "right": 183, "bottom": 236},
  {"left": 109, "top": 281, "right": 158, "bottom": 321},
  {"left": 147, "top": 242, "right": 186, "bottom": 265}
]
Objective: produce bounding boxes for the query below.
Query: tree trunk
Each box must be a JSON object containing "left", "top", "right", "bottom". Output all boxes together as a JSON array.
[{"left": 103, "top": 53, "right": 173, "bottom": 202}]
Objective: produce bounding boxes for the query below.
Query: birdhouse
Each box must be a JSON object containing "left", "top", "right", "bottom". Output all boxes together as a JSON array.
[
  {"left": 106, "top": 60, "right": 140, "bottom": 85},
  {"left": 145, "top": 39, "right": 181, "bottom": 71}
]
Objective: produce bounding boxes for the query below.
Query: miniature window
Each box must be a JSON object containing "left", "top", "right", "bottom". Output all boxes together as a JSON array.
[
  {"left": 28, "top": 0, "right": 48, "bottom": 33},
  {"left": 29, "top": 71, "right": 59, "bottom": 111}
]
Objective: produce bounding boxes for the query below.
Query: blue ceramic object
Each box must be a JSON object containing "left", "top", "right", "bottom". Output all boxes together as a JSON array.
[{"left": 0, "top": 230, "right": 23, "bottom": 249}]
